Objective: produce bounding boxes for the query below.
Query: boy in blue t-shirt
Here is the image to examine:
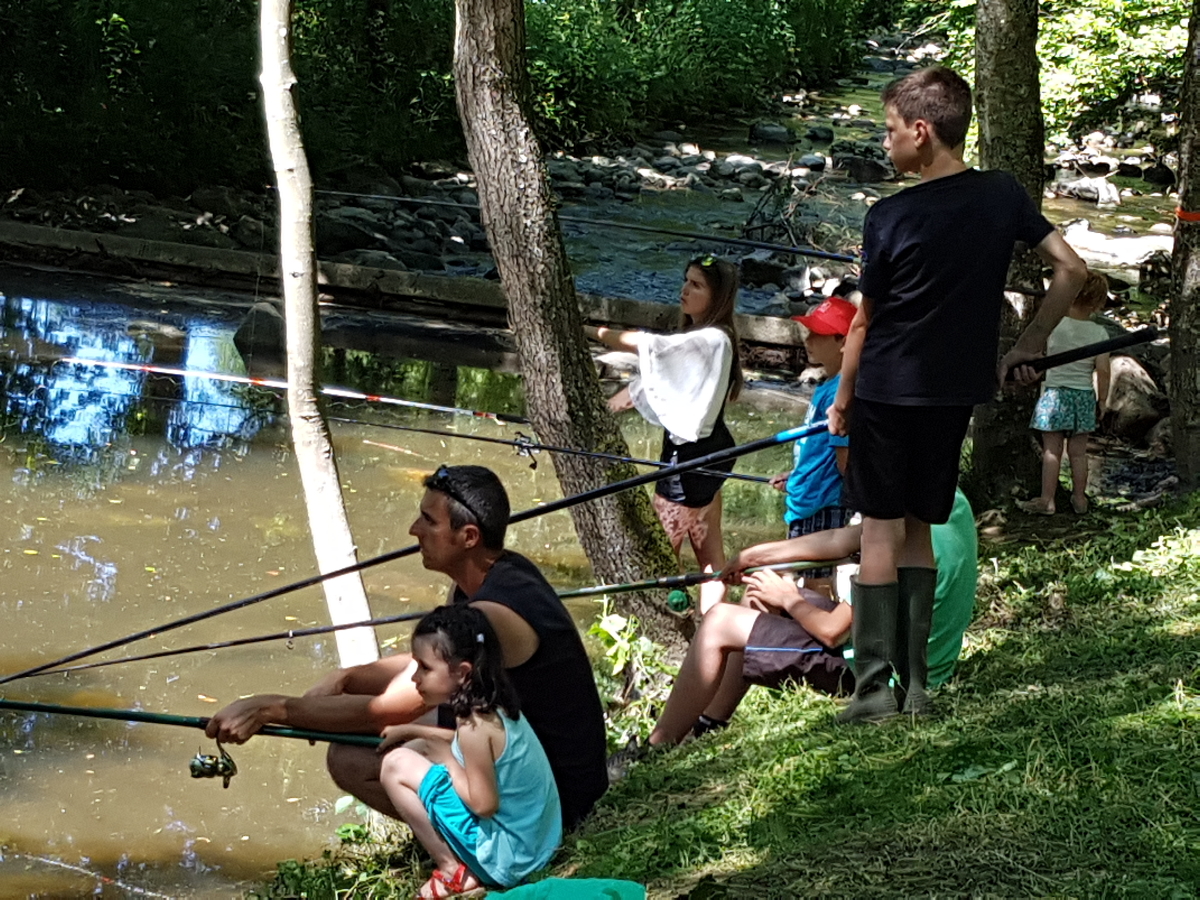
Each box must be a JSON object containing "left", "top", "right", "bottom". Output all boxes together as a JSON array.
[{"left": 767, "top": 296, "right": 856, "bottom": 599}]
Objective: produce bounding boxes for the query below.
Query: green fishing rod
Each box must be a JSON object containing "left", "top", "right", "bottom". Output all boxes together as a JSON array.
[
  {"left": 0, "top": 697, "right": 380, "bottom": 747},
  {"left": 0, "top": 420, "right": 829, "bottom": 687},
  {"left": 22, "top": 559, "right": 850, "bottom": 679}
]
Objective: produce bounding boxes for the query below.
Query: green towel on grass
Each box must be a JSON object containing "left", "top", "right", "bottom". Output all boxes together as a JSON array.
[{"left": 488, "top": 878, "right": 645, "bottom": 899}]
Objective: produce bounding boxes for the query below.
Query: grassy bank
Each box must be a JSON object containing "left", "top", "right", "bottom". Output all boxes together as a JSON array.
[{"left": 259, "top": 495, "right": 1200, "bottom": 898}]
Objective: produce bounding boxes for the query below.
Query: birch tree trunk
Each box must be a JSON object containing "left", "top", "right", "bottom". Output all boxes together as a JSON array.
[
  {"left": 1170, "top": 1, "right": 1200, "bottom": 489},
  {"left": 971, "top": 0, "right": 1046, "bottom": 503},
  {"left": 260, "top": 0, "right": 378, "bottom": 665},
  {"left": 452, "top": 0, "right": 690, "bottom": 652}
]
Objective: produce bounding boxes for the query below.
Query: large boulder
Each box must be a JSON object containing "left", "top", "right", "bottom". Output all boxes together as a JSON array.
[{"left": 1104, "top": 355, "right": 1170, "bottom": 444}]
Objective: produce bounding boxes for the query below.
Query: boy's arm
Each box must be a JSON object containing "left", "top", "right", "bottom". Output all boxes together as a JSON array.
[
  {"left": 999, "top": 231, "right": 1088, "bottom": 384},
  {"left": 835, "top": 445, "right": 849, "bottom": 474},
  {"left": 743, "top": 570, "right": 853, "bottom": 646},
  {"left": 724, "top": 524, "right": 862, "bottom": 582},
  {"left": 829, "top": 299, "right": 870, "bottom": 436}
]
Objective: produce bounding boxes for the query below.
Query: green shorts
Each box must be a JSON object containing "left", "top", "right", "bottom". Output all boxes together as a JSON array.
[{"left": 1031, "top": 387, "right": 1096, "bottom": 434}]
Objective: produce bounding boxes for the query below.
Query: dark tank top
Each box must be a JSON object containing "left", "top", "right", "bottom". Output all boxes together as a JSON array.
[{"left": 451, "top": 551, "right": 608, "bottom": 830}]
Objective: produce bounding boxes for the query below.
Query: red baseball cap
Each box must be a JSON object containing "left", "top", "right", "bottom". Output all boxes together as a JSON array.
[{"left": 792, "top": 296, "right": 857, "bottom": 336}]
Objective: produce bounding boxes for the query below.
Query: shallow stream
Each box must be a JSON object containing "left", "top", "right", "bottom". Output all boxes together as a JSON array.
[{"left": 0, "top": 267, "right": 799, "bottom": 897}]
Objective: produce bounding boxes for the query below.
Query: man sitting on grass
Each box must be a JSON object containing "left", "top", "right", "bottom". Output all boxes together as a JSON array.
[{"left": 644, "top": 489, "right": 977, "bottom": 748}]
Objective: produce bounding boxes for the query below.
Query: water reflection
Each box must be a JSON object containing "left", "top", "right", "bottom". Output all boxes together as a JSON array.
[{"left": 0, "top": 270, "right": 796, "bottom": 897}]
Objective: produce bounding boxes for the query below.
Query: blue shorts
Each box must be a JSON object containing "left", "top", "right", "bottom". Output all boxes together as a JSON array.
[
  {"left": 786, "top": 506, "right": 853, "bottom": 579},
  {"left": 418, "top": 764, "right": 495, "bottom": 886},
  {"left": 1031, "top": 387, "right": 1097, "bottom": 434}
]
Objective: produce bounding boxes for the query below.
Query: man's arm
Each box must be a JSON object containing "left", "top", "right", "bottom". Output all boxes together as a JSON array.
[
  {"left": 742, "top": 570, "right": 853, "bottom": 646},
  {"left": 304, "top": 653, "right": 416, "bottom": 698},
  {"left": 206, "top": 659, "right": 430, "bottom": 743},
  {"left": 828, "top": 299, "right": 870, "bottom": 436},
  {"left": 999, "top": 230, "right": 1088, "bottom": 383},
  {"left": 724, "top": 524, "right": 862, "bottom": 583}
]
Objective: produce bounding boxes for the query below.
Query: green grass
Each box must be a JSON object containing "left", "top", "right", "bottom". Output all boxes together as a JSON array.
[{"left": 257, "top": 495, "right": 1200, "bottom": 899}]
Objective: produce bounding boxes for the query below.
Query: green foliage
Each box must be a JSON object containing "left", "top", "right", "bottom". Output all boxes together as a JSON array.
[
  {"left": 897, "top": 0, "right": 1189, "bottom": 144},
  {"left": 588, "top": 601, "right": 678, "bottom": 751},
  {"left": 0, "top": 0, "right": 869, "bottom": 193}
]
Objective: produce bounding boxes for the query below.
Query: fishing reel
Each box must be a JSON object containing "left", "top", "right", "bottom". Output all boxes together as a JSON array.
[{"left": 190, "top": 740, "right": 237, "bottom": 788}]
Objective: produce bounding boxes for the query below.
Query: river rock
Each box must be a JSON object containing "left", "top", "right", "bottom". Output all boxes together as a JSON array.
[
  {"left": 1061, "top": 220, "right": 1173, "bottom": 271},
  {"left": 333, "top": 249, "right": 408, "bottom": 270},
  {"left": 316, "top": 210, "right": 386, "bottom": 255},
  {"left": 231, "top": 215, "right": 269, "bottom": 250},
  {"left": 189, "top": 185, "right": 256, "bottom": 220},
  {"left": 806, "top": 125, "right": 835, "bottom": 142},
  {"left": 798, "top": 153, "right": 827, "bottom": 171},
  {"left": 749, "top": 121, "right": 792, "bottom": 144},
  {"left": 833, "top": 155, "right": 891, "bottom": 183},
  {"left": 1054, "top": 175, "right": 1121, "bottom": 207},
  {"left": 651, "top": 130, "right": 684, "bottom": 143},
  {"left": 1105, "top": 355, "right": 1169, "bottom": 444},
  {"left": 717, "top": 188, "right": 744, "bottom": 202},
  {"left": 1143, "top": 162, "right": 1176, "bottom": 187}
]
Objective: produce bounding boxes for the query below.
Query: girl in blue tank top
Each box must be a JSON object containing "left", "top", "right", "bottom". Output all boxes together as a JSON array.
[{"left": 375, "top": 605, "right": 562, "bottom": 898}]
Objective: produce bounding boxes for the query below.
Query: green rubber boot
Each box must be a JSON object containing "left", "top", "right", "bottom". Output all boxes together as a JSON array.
[
  {"left": 896, "top": 566, "right": 937, "bottom": 716},
  {"left": 836, "top": 579, "right": 899, "bottom": 724}
]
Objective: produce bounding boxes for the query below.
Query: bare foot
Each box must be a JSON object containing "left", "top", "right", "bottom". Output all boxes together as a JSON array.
[
  {"left": 1017, "top": 498, "right": 1055, "bottom": 515},
  {"left": 1071, "top": 496, "right": 1089, "bottom": 514}
]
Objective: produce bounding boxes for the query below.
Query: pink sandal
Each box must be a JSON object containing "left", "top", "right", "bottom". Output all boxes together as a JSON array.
[{"left": 415, "top": 863, "right": 485, "bottom": 899}]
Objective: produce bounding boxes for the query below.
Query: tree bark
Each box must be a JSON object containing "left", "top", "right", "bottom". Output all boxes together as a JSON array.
[
  {"left": 1170, "top": 0, "right": 1200, "bottom": 489},
  {"left": 971, "top": 0, "right": 1047, "bottom": 504},
  {"left": 260, "top": 0, "right": 378, "bottom": 666},
  {"left": 451, "top": 0, "right": 689, "bottom": 652}
]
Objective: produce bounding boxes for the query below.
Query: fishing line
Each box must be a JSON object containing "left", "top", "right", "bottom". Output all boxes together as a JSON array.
[
  {"left": 0, "top": 420, "right": 828, "bottom": 685},
  {"left": 56, "top": 357, "right": 530, "bottom": 424},
  {"left": 330, "top": 416, "right": 771, "bottom": 484}
]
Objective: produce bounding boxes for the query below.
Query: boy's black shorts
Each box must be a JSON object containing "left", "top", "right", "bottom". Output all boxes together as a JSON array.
[{"left": 846, "top": 397, "right": 971, "bottom": 523}]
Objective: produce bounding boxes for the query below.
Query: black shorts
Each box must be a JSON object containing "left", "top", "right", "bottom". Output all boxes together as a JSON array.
[
  {"left": 787, "top": 506, "right": 855, "bottom": 579},
  {"left": 846, "top": 397, "right": 970, "bottom": 524},
  {"left": 742, "top": 602, "right": 854, "bottom": 697}
]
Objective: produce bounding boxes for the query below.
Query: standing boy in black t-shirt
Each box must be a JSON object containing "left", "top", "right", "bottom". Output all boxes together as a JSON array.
[{"left": 827, "top": 66, "right": 1087, "bottom": 723}]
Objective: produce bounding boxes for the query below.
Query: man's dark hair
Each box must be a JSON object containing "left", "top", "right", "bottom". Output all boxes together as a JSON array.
[
  {"left": 414, "top": 604, "right": 520, "bottom": 720},
  {"left": 881, "top": 65, "right": 972, "bottom": 149},
  {"left": 423, "top": 464, "right": 510, "bottom": 551}
]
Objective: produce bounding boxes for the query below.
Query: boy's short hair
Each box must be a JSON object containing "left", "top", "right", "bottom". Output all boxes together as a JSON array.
[{"left": 881, "top": 65, "right": 972, "bottom": 149}]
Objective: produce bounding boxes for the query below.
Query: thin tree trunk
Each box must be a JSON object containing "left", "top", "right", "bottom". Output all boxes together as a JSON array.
[
  {"left": 451, "top": 0, "right": 690, "bottom": 653},
  {"left": 1170, "top": 1, "right": 1200, "bottom": 489},
  {"left": 260, "top": 0, "right": 378, "bottom": 666},
  {"left": 971, "top": 0, "right": 1046, "bottom": 504}
]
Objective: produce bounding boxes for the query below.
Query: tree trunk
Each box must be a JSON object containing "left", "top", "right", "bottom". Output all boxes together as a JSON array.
[
  {"left": 1171, "top": 0, "right": 1200, "bottom": 490},
  {"left": 260, "top": 0, "right": 378, "bottom": 666},
  {"left": 451, "top": 0, "right": 689, "bottom": 653},
  {"left": 971, "top": 0, "right": 1046, "bottom": 504}
]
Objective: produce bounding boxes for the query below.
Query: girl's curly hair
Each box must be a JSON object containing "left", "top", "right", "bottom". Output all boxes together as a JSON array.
[{"left": 412, "top": 604, "right": 520, "bottom": 721}]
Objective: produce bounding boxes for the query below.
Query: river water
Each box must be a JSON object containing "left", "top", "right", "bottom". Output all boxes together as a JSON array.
[{"left": 0, "top": 267, "right": 796, "bottom": 897}]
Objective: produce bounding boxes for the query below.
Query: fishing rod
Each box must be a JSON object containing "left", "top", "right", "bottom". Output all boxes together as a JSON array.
[
  {"left": 57, "top": 357, "right": 530, "bottom": 424},
  {"left": 27, "top": 558, "right": 852, "bottom": 679},
  {"left": 0, "top": 420, "right": 829, "bottom": 686},
  {"left": 332, "top": 416, "right": 771, "bottom": 484},
  {"left": 0, "top": 698, "right": 380, "bottom": 747},
  {"left": 1004, "top": 326, "right": 1158, "bottom": 380},
  {"left": 315, "top": 189, "right": 859, "bottom": 263}
]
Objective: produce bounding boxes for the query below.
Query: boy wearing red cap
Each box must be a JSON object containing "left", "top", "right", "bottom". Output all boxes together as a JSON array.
[{"left": 763, "top": 296, "right": 857, "bottom": 600}]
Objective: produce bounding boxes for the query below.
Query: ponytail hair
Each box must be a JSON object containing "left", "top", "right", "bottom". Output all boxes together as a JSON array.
[{"left": 412, "top": 604, "right": 520, "bottom": 721}]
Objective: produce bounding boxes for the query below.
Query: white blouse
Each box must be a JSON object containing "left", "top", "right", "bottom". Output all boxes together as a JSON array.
[{"left": 627, "top": 327, "right": 733, "bottom": 445}]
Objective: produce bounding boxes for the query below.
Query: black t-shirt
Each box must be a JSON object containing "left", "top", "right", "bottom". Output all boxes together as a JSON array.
[
  {"left": 857, "top": 168, "right": 1055, "bottom": 406},
  {"left": 451, "top": 551, "right": 608, "bottom": 830}
]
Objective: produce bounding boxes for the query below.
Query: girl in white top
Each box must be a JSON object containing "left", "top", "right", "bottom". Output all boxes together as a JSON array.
[
  {"left": 1019, "top": 270, "right": 1111, "bottom": 515},
  {"left": 587, "top": 255, "right": 744, "bottom": 614}
]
